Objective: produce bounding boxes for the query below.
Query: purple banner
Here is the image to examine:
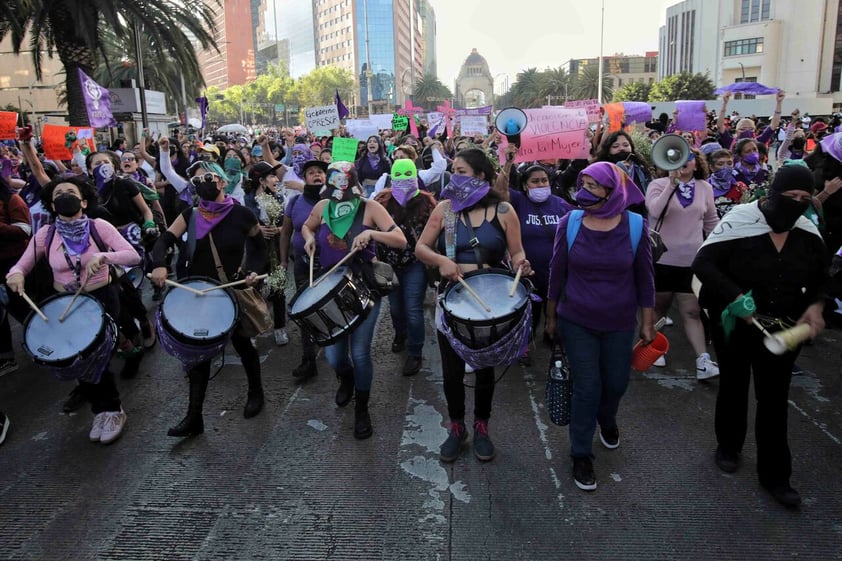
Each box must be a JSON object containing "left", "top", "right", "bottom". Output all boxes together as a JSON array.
[
  {"left": 622, "top": 102, "right": 652, "bottom": 125},
  {"left": 713, "top": 82, "right": 780, "bottom": 96},
  {"left": 335, "top": 89, "right": 349, "bottom": 120},
  {"left": 196, "top": 96, "right": 209, "bottom": 130},
  {"left": 455, "top": 105, "right": 493, "bottom": 116},
  {"left": 78, "top": 69, "right": 117, "bottom": 128},
  {"left": 675, "top": 100, "right": 708, "bottom": 131}
]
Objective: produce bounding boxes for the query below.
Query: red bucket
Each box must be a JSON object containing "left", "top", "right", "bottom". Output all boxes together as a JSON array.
[{"left": 631, "top": 332, "right": 670, "bottom": 371}]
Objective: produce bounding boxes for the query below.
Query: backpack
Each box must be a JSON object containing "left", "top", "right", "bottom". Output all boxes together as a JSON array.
[{"left": 566, "top": 209, "right": 643, "bottom": 255}]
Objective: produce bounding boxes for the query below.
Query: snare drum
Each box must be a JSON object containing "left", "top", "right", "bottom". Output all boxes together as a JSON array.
[
  {"left": 23, "top": 292, "right": 117, "bottom": 383},
  {"left": 289, "top": 266, "right": 374, "bottom": 346},
  {"left": 440, "top": 268, "right": 530, "bottom": 349},
  {"left": 156, "top": 277, "right": 238, "bottom": 368}
]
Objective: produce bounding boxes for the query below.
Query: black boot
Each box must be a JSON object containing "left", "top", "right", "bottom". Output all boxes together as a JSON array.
[
  {"left": 120, "top": 351, "right": 144, "bottom": 379},
  {"left": 292, "top": 356, "right": 318, "bottom": 380},
  {"left": 243, "top": 363, "right": 264, "bottom": 419},
  {"left": 335, "top": 370, "right": 355, "bottom": 407},
  {"left": 353, "top": 390, "right": 372, "bottom": 440},
  {"left": 167, "top": 371, "right": 208, "bottom": 437}
]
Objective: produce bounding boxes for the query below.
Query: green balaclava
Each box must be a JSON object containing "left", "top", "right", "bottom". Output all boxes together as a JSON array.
[{"left": 390, "top": 159, "right": 420, "bottom": 206}]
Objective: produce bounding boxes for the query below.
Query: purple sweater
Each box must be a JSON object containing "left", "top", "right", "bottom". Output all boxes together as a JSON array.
[{"left": 547, "top": 212, "right": 655, "bottom": 331}]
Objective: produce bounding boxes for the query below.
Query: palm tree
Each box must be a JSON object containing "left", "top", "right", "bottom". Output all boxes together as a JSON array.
[
  {"left": 412, "top": 73, "right": 453, "bottom": 110},
  {"left": 569, "top": 65, "right": 613, "bottom": 102},
  {"left": 0, "top": 0, "right": 218, "bottom": 126},
  {"left": 509, "top": 68, "right": 543, "bottom": 108},
  {"left": 538, "top": 66, "right": 570, "bottom": 104}
]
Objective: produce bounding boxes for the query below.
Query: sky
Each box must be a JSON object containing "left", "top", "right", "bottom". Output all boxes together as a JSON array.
[{"left": 427, "top": 0, "right": 677, "bottom": 89}]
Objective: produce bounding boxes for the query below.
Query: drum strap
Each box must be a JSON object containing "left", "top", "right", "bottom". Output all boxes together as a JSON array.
[
  {"left": 207, "top": 232, "right": 230, "bottom": 284},
  {"left": 462, "top": 213, "right": 485, "bottom": 269}
]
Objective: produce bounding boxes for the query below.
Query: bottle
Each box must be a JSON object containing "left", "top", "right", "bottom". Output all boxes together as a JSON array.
[
  {"left": 549, "top": 360, "right": 565, "bottom": 381},
  {"left": 548, "top": 345, "right": 569, "bottom": 381}
]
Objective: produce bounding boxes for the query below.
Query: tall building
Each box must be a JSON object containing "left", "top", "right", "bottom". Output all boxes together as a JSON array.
[
  {"left": 658, "top": 0, "right": 842, "bottom": 108},
  {"left": 570, "top": 53, "right": 659, "bottom": 90},
  {"left": 419, "top": 0, "right": 438, "bottom": 78},
  {"left": 252, "top": 0, "right": 317, "bottom": 78},
  {"left": 197, "top": 0, "right": 257, "bottom": 88}
]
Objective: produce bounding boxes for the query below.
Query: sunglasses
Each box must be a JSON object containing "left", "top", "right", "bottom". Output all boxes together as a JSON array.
[{"left": 190, "top": 173, "right": 220, "bottom": 186}]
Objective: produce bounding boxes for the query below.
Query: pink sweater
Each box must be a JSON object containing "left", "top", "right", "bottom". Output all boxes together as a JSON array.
[
  {"left": 8, "top": 218, "right": 140, "bottom": 287},
  {"left": 645, "top": 177, "right": 720, "bottom": 268}
]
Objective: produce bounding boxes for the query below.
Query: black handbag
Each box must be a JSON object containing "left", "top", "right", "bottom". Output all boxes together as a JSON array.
[{"left": 545, "top": 345, "right": 572, "bottom": 426}]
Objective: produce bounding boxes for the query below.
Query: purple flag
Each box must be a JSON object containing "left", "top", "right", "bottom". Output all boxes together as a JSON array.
[
  {"left": 335, "top": 89, "right": 349, "bottom": 120},
  {"left": 196, "top": 96, "right": 208, "bottom": 130},
  {"left": 713, "top": 82, "right": 780, "bottom": 96},
  {"left": 78, "top": 69, "right": 117, "bottom": 128},
  {"left": 675, "top": 100, "right": 708, "bottom": 131},
  {"left": 622, "top": 102, "right": 652, "bottom": 125}
]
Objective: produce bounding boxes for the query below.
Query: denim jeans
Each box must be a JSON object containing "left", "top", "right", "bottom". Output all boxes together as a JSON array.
[
  {"left": 324, "top": 298, "right": 382, "bottom": 392},
  {"left": 388, "top": 261, "right": 428, "bottom": 358},
  {"left": 558, "top": 317, "right": 635, "bottom": 459}
]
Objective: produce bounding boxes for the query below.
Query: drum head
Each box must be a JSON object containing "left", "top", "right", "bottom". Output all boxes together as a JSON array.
[
  {"left": 290, "top": 266, "right": 352, "bottom": 315},
  {"left": 24, "top": 293, "right": 105, "bottom": 363},
  {"left": 161, "top": 278, "right": 237, "bottom": 340},
  {"left": 443, "top": 271, "right": 529, "bottom": 321}
]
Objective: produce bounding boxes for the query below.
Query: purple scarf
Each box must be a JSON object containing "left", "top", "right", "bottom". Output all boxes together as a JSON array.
[
  {"left": 292, "top": 144, "right": 314, "bottom": 177},
  {"left": 195, "top": 196, "right": 235, "bottom": 239},
  {"left": 440, "top": 176, "right": 491, "bottom": 212},
  {"left": 366, "top": 153, "right": 380, "bottom": 171},
  {"left": 55, "top": 216, "right": 92, "bottom": 256},
  {"left": 576, "top": 162, "right": 645, "bottom": 218},
  {"left": 676, "top": 180, "right": 695, "bottom": 208}
]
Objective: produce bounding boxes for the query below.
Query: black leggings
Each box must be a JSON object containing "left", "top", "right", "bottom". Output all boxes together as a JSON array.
[{"left": 437, "top": 331, "right": 495, "bottom": 421}]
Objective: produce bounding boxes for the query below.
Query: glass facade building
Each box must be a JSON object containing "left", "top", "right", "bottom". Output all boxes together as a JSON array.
[
  {"left": 253, "top": 0, "right": 317, "bottom": 78},
  {"left": 356, "top": 0, "right": 396, "bottom": 108}
]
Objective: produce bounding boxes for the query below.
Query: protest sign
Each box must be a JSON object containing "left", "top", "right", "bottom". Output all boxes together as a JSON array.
[
  {"left": 345, "top": 119, "right": 379, "bottom": 140},
  {"left": 305, "top": 105, "right": 340, "bottom": 133},
  {"left": 674, "top": 100, "right": 708, "bottom": 131},
  {"left": 397, "top": 100, "right": 423, "bottom": 136},
  {"left": 0, "top": 112, "right": 18, "bottom": 140},
  {"left": 41, "top": 124, "right": 96, "bottom": 160},
  {"left": 368, "top": 113, "right": 395, "bottom": 131},
  {"left": 459, "top": 116, "right": 488, "bottom": 137},
  {"left": 392, "top": 114, "right": 409, "bottom": 131},
  {"left": 331, "top": 136, "right": 359, "bottom": 163},
  {"left": 497, "top": 107, "right": 589, "bottom": 163},
  {"left": 564, "top": 99, "right": 601, "bottom": 124}
]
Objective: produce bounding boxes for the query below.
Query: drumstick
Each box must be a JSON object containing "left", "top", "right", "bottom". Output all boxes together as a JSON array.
[
  {"left": 200, "top": 274, "right": 269, "bottom": 293},
  {"left": 458, "top": 277, "right": 492, "bottom": 313},
  {"left": 20, "top": 291, "right": 48, "bottom": 322},
  {"left": 311, "top": 249, "right": 358, "bottom": 288},
  {"left": 308, "top": 249, "right": 315, "bottom": 287},
  {"left": 145, "top": 274, "right": 206, "bottom": 296},
  {"left": 509, "top": 266, "right": 523, "bottom": 297},
  {"left": 751, "top": 317, "right": 776, "bottom": 340},
  {"left": 58, "top": 277, "right": 90, "bottom": 322}
]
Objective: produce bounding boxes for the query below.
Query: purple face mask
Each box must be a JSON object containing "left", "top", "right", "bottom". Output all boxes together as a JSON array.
[
  {"left": 440, "top": 175, "right": 490, "bottom": 212},
  {"left": 742, "top": 152, "right": 760, "bottom": 165},
  {"left": 93, "top": 163, "right": 114, "bottom": 193},
  {"left": 391, "top": 178, "right": 419, "bottom": 206},
  {"left": 574, "top": 187, "right": 609, "bottom": 208},
  {"left": 738, "top": 130, "right": 755, "bottom": 139}
]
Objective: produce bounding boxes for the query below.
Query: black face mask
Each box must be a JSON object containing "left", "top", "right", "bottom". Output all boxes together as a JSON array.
[
  {"left": 791, "top": 138, "right": 806, "bottom": 150},
  {"left": 53, "top": 194, "right": 82, "bottom": 217},
  {"left": 195, "top": 181, "right": 220, "bottom": 201},
  {"left": 761, "top": 194, "right": 811, "bottom": 233},
  {"left": 609, "top": 150, "right": 632, "bottom": 164},
  {"left": 303, "top": 184, "right": 322, "bottom": 199}
]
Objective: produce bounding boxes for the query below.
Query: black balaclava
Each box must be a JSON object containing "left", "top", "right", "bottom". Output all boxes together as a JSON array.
[{"left": 761, "top": 165, "right": 815, "bottom": 233}]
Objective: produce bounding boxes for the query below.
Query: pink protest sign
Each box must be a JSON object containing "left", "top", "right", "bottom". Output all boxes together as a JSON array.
[
  {"left": 674, "top": 100, "right": 708, "bottom": 131},
  {"left": 564, "top": 99, "right": 601, "bottom": 124},
  {"left": 397, "top": 99, "right": 424, "bottom": 137},
  {"left": 499, "top": 107, "right": 590, "bottom": 163},
  {"left": 437, "top": 100, "right": 457, "bottom": 138}
]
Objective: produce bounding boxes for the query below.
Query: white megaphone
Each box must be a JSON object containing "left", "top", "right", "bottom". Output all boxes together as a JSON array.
[
  {"left": 651, "top": 134, "right": 691, "bottom": 171},
  {"left": 494, "top": 107, "right": 528, "bottom": 147}
]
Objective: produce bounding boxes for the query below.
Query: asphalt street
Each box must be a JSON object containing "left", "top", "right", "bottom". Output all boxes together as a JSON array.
[{"left": 1, "top": 285, "right": 841, "bottom": 561}]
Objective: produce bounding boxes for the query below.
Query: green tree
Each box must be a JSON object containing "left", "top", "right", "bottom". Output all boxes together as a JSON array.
[
  {"left": 537, "top": 66, "right": 570, "bottom": 105},
  {"left": 613, "top": 81, "right": 652, "bottom": 102},
  {"left": 648, "top": 72, "right": 715, "bottom": 101},
  {"left": 411, "top": 73, "right": 453, "bottom": 110},
  {"left": 569, "top": 65, "right": 613, "bottom": 102},
  {"left": 509, "top": 68, "right": 543, "bottom": 108},
  {"left": 0, "top": 0, "right": 217, "bottom": 126},
  {"left": 289, "top": 66, "right": 354, "bottom": 120}
]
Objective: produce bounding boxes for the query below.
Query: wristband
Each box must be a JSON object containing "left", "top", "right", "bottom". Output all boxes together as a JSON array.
[{"left": 142, "top": 220, "right": 156, "bottom": 230}]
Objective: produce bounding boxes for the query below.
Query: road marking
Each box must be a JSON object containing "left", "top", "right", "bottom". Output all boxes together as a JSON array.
[
  {"left": 522, "top": 370, "right": 565, "bottom": 510},
  {"left": 788, "top": 399, "right": 841, "bottom": 445}
]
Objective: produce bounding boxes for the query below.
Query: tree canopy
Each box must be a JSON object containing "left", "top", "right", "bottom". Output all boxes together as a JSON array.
[{"left": 648, "top": 72, "right": 715, "bottom": 101}]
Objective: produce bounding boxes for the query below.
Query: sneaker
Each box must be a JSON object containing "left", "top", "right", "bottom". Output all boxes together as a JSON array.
[
  {"left": 761, "top": 482, "right": 801, "bottom": 508},
  {"left": 573, "top": 457, "right": 597, "bottom": 491},
  {"left": 653, "top": 355, "right": 666, "bottom": 367},
  {"left": 599, "top": 426, "right": 620, "bottom": 449},
  {"left": 472, "top": 420, "right": 495, "bottom": 461},
  {"left": 274, "top": 328, "right": 289, "bottom": 346},
  {"left": 402, "top": 356, "right": 422, "bottom": 377},
  {"left": 99, "top": 409, "right": 127, "bottom": 444},
  {"left": 714, "top": 446, "right": 739, "bottom": 473},
  {"left": 0, "top": 359, "right": 18, "bottom": 377},
  {"left": 89, "top": 412, "right": 107, "bottom": 442},
  {"left": 439, "top": 420, "right": 468, "bottom": 462},
  {"left": 791, "top": 363, "right": 804, "bottom": 376},
  {"left": 391, "top": 335, "right": 406, "bottom": 353},
  {"left": 63, "top": 386, "right": 87, "bottom": 413},
  {"left": 0, "top": 411, "right": 9, "bottom": 446},
  {"left": 664, "top": 316, "right": 675, "bottom": 326},
  {"left": 696, "top": 353, "right": 720, "bottom": 380}
]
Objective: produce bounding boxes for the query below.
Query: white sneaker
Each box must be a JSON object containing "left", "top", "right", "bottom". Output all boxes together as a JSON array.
[
  {"left": 653, "top": 355, "right": 667, "bottom": 367},
  {"left": 664, "top": 316, "right": 675, "bottom": 326},
  {"left": 274, "top": 328, "right": 289, "bottom": 346},
  {"left": 99, "top": 409, "right": 127, "bottom": 444},
  {"left": 89, "top": 412, "right": 106, "bottom": 442},
  {"left": 696, "top": 353, "right": 720, "bottom": 380}
]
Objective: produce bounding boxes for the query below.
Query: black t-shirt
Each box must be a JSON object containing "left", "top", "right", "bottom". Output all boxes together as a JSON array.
[
  {"left": 100, "top": 177, "right": 142, "bottom": 227},
  {"left": 181, "top": 204, "right": 262, "bottom": 281}
]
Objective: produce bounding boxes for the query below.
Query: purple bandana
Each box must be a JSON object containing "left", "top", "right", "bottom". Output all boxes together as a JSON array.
[
  {"left": 441, "top": 175, "right": 491, "bottom": 212},
  {"left": 292, "top": 144, "right": 314, "bottom": 177},
  {"left": 366, "top": 153, "right": 380, "bottom": 170},
  {"left": 195, "top": 196, "right": 235, "bottom": 239},
  {"left": 55, "top": 216, "right": 92, "bottom": 256},
  {"left": 820, "top": 133, "right": 842, "bottom": 163},
  {"left": 93, "top": 163, "right": 115, "bottom": 193},
  {"left": 391, "top": 178, "right": 419, "bottom": 206},
  {"left": 676, "top": 180, "right": 695, "bottom": 208},
  {"left": 576, "top": 162, "right": 645, "bottom": 218},
  {"left": 709, "top": 168, "right": 736, "bottom": 197}
]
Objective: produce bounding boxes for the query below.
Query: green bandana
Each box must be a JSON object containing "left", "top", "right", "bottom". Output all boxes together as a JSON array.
[
  {"left": 721, "top": 290, "right": 756, "bottom": 340},
  {"left": 323, "top": 198, "right": 361, "bottom": 239}
]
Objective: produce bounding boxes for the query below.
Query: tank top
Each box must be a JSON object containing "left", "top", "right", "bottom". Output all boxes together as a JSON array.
[{"left": 436, "top": 204, "right": 507, "bottom": 266}]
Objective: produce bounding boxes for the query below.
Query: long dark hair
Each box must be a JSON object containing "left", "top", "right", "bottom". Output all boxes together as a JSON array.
[
  {"left": 0, "top": 175, "right": 13, "bottom": 215},
  {"left": 454, "top": 148, "right": 503, "bottom": 209},
  {"left": 39, "top": 175, "right": 100, "bottom": 218},
  {"left": 595, "top": 131, "right": 637, "bottom": 163}
]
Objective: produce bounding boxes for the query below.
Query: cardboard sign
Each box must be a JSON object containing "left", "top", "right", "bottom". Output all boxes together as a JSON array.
[
  {"left": 305, "top": 105, "right": 340, "bottom": 133},
  {"left": 497, "top": 107, "right": 590, "bottom": 163},
  {"left": 459, "top": 116, "right": 488, "bottom": 137},
  {"left": 0, "top": 112, "right": 18, "bottom": 140},
  {"left": 675, "top": 100, "right": 708, "bottom": 131},
  {"left": 331, "top": 136, "right": 359, "bottom": 163},
  {"left": 564, "top": 99, "right": 601, "bottom": 124},
  {"left": 392, "top": 114, "right": 409, "bottom": 131},
  {"left": 368, "top": 113, "right": 395, "bottom": 131},
  {"left": 41, "top": 123, "right": 96, "bottom": 160},
  {"left": 345, "top": 119, "right": 379, "bottom": 141}
]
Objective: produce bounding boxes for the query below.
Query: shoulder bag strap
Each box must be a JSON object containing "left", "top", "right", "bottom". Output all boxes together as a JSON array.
[
  {"left": 654, "top": 184, "right": 679, "bottom": 233},
  {"left": 627, "top": 211, "right": 643, "bottom": 255},
  {"left": 207, "top": 231, "right": 229, "bottom": 284},
  {"left": 462, "top": 210, "right": 485, "bottom": 269}
]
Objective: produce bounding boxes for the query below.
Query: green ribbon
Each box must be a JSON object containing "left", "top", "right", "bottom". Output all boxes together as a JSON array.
[
  {"left": 323, "top": 198, "right": 360, "bottom": 240},
  {"left": 721, "top": 290, "right": 756, "bottom": 340}
]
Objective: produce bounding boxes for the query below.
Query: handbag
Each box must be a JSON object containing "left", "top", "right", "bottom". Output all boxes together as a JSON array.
[
  {"left": 208, "top": 232, "right": 273, "bottom": 338},
  {"left": 545, "top": 344, "right": 572, "bottom": 426},
  {"left": 651, "top": 184, "right": 679, "bottom": 263},
  {"left": 358, "top": 259, "right": 399, "bottom": 297}
]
